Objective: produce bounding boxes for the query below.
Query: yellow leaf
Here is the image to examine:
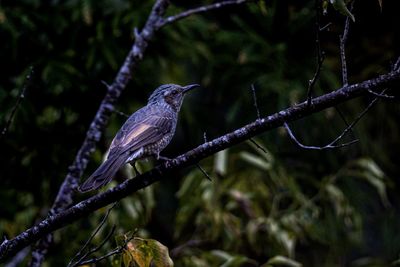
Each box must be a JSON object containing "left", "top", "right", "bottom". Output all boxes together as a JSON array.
[{"left": 123, "top": 237, "right": 173, "bottom": 267}]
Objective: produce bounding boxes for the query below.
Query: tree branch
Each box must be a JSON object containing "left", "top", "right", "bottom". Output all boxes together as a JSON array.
[
  {"left": 1, "top": 68, "right": 400, "bottom": 262},
  {"left": 367, "top": 89, "right": 395, "bottom": 99},
  {"left": 1, "top": 67, "right": 33, "bottom": 138},
  {"left": 307, "top": 0, "right": 325, "bottom": 106},
  {"left": 339, "top": 1, "right": 354, "bottom": 87},
  {"left": 67, "top": 202, "right": 118, "bottom": 266},
  {"left": 195, "top": 163, "right": 213, "bottom": 181},
  {"left": 158, "top": 0, "right": 251, "bottom": 27}
]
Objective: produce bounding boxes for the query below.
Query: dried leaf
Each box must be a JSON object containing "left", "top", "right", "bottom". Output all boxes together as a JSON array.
[{"left": 123, "top": 237, "right": 173, "bottom": 267}]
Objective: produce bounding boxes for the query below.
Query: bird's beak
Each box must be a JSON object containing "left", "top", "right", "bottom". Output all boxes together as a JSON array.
[{"left": 183, "top": 84, "right": 200, "bottom": 93}]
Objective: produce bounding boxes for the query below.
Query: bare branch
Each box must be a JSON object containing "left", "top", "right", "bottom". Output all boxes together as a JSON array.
[
  {"left": 250, "top": 84, "right": 261, "bottom": 120},
  {"left": 394, "top": 56, "right": 400, "bottom": 71},
  {"left": 248, "top": 84, "right": 267, "bottom": 154},
  {"left": 69, "top": 225, "right": 116, "bottom": 267},
  {"left": 307, "top": 53, "right": 325, "bottom": 106},
  {"left": 73, "top": 246, "right": 122, "bottom": 266},
  {"left": 195, "top": 163, "right": 212, "bottom": 181},
  {"left": 1, "top": 68, "right": 399, "bottom": 262},
  {"left": 100, "top": 80, "right": 111, "bottom": 90},
  {"left": 334, "top": 106, "right": 356, "bottom": 139},
  {"left": 285, "top": 89, "right": 385, "bottom": 150},
  {"left": 307, "top": 0, "right": 325, "bottom": 106},
  {"left": 284, "top": 122, "right": 358, "bottom": 150},
  {"left": 1, "top": 67, "right": 33, "bottom": 138},
  {"left": 75, "top": 232, "right": 135, "bottom": 267},
  {"left": 67, "top": 202, "right": 118, "bottom": 266},
  {"left": 367, "top": 89, "right": 395, "bottom": 99},
  {"left": 114, "top": 110, "right": 130, "bottom": 118},
  {"left": 319, "top": 22, "right": 332, "bottom": 31},
  {"left": 339, "top": 1, "right": 355, "bottom": 86},
  {"left": 249, "top": 138, "right": 268, "bottom": 154},
  {"left": 4, "top": 247, "right": 29, "bottom": 267},
  {"left": 159, "top": 0, "right": 252, "bottom": 27}
]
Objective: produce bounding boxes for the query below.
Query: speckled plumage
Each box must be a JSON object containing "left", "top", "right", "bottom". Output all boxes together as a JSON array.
[{"left": 78, "top": 84, "right": 199, "bottom": 192}]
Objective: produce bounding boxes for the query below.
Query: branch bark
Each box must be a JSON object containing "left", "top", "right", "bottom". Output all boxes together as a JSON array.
[{"left": 2, "top": 67, "right": 399, "bottom": 262}]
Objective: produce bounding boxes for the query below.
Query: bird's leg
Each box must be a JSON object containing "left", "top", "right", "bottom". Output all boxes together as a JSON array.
[{"left": 129, "top": 161, "right": 141, "bottom": 176}]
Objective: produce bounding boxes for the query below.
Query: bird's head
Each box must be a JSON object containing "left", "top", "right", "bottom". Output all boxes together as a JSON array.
[{"left": 148, "top": 84, "right": 200, "bottom": 111}]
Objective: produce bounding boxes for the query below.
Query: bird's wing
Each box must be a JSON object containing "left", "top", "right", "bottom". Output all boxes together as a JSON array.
[{"left": 108, "top": 114, "right": 173, "bottom": 159}]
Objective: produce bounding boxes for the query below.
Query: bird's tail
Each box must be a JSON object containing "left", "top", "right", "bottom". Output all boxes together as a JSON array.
[{"left": 78, "top": 154, "right": 129, "bottom": 193}]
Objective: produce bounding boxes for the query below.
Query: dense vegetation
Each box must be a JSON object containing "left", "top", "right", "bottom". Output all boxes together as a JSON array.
[{"left": 1, "top": 0, "right": 399, "bottom": 266}]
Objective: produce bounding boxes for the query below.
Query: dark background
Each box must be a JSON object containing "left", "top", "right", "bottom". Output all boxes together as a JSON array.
[{"left": 0, "top": 0, "right": 399, "bottom": 266}]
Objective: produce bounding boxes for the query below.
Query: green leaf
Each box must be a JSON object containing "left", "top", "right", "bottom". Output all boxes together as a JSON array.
[
  {"left": 263, "top": 255, "right": 302, "bottom": 267},
  {"left": 330, "top": 0, "right": 355, "bottom": 22},
  {"left": 214, "top": 149, "right": 228, "bottom": 176},
  {"left": 123, "top": 237, "right": 173, "bottom": 267},
  {"left": 353, "top": 158, "right": 390, "bottom": 207}
]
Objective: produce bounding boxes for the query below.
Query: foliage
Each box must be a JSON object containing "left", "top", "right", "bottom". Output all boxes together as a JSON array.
[
  {"left": 0, "top": 0, "right": 399, "bottom": 266},
  {"left": 112, "top": 235, "right": 173, "bottom": 267}
]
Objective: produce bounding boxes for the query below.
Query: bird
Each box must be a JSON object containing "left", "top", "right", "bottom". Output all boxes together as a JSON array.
[{"left": 78, "top": 83, "right": 199, "bottom": 192}]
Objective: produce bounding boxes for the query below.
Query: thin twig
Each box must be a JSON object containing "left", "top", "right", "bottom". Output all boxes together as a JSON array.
[
  {"left": 334, "top": 106, "right": 356, "bottom": 139},
  {"left": 86, "top": 225, "right": 116, "bottom": 256},
  {"left": 307, "top": 0, "right": 325, "bottom": 106},
  {"left": 339, "top": 1, "right": 355, "bottom": 86},
  {"left": 203, "top": 132, "right": 208, "bottom": 143},
  {"left": 307, "top": 53, "right": 325, "bottom": 107},
  {"left": 248, "top": 84, "right": 267, "bottom": 153},
  {"left": 67, "top": 202, "right": 118, "bottom": 267},
  {"left": 285, "top": 90, "right": 384, "bottom": 150},
  {"left": 100, "top": 80, "right": 111, "bottom": 90},
  {"left": 74, "top": 247, "right": 123, "bottom": 266},
  {"left": 114, "top": 110, "right": 130, "bottom": 118},
  {"left": 159, "top": 0, "right": 251, "bottom": 27},
  {"left": 319, "top": 22, "right": 332, "bottom": 31},
  {"left": 394, "top": 56, "right": 400, "bottom": 71},
  {"left": 1, "top": 67, "right": 33, "bottom": 137},
  {"left": 74, "top": 232, "right": 135, "bottom": 266},
  {"left": 250, "top": 84, "right": 261, "bottom": 120},
  {"left": 195, "top": 163, "right": 212, "bottom": 181},
  {"left": 284, "top": 122, "right": 358, "bottom": 150},
  {"left": 367, "top": 89, "right": 395, "bottom": 99},
  {"left": 336, "top": 1, "right": 356, "bottom": 139},
  {"left": 249, "top": 138, "right": 267, "bottom": 154},
  {"left": 70, "top": 225, "right": 116, "bottom": 267}
]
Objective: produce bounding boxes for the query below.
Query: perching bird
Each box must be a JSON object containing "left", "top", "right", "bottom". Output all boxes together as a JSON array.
[{"left": 78, "top": 84, "right": 199, "bottom": 192}]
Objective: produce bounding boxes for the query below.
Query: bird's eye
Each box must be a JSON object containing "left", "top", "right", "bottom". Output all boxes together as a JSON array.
[{"left": 171, "top": 90, "right": 178, "bottom": 95}]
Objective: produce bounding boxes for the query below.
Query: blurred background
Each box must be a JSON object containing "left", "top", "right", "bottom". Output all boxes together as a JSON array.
[{"left": 0, "top": 0, "right": 399, "bottom": 266}]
